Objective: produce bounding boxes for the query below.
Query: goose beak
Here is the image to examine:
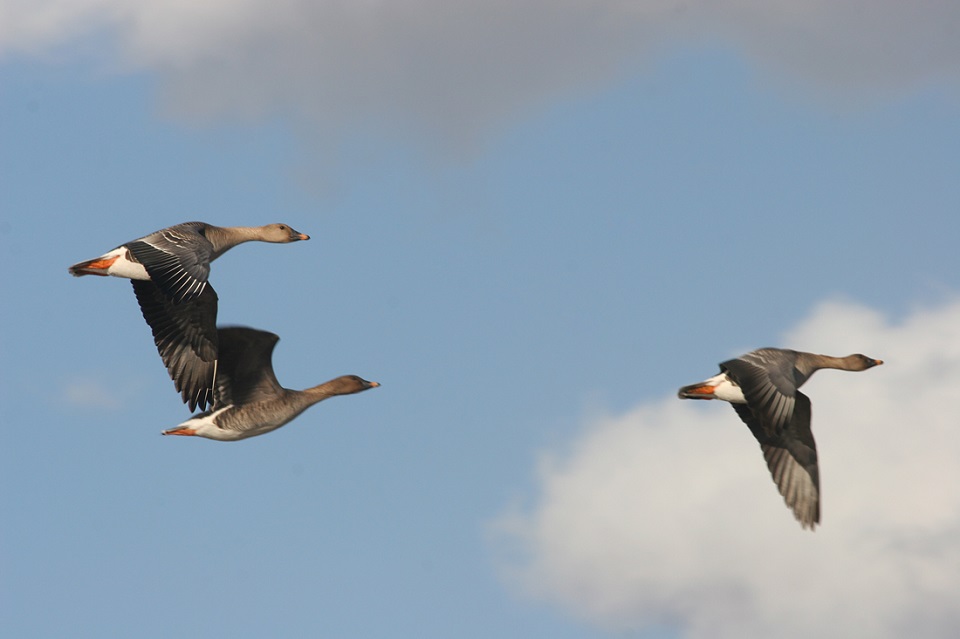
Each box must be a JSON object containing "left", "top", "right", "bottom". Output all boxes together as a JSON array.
[
  {"left": 872, "top": 359, "right": 884, "bottom": 366},
  {"left": 367, "top": 381, "right": 380, "bottom": 388},
  {"left": 296, "top": 233, "right": 310, "bottom": 241}
]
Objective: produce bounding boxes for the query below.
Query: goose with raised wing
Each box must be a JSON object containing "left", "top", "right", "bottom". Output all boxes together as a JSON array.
[
  {"left": 678, "top": 348, "right": 882, "bottom": 530},
  {"left": 162, "top": 326, "right": 379, "bottom": 441},
  {"left": 69, "top": 221, "right": 309, "bottom": 410}
]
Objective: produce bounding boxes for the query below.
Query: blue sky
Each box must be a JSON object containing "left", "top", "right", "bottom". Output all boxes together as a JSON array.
[{"left": 2, "top": 2, "right": 960, "bottom": 637}]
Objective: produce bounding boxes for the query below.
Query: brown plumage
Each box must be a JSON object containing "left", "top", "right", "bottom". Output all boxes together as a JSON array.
[
  {"left": 69, "top": 222, "right": 309, "bottom": 410},
  {"left": 678, "top": 348, "right": 883, "bottom": 530},
  {"left": 162, "top": 326, "right": 379, "bottom": 441}
]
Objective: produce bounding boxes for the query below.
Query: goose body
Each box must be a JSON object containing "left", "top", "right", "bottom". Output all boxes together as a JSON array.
[
  {"left": 678, "top": 348, "right": 882, "bottom": 530},
  {"left": 69, "top": 222, "right": 309, "bottom": 410},
  {"left": 162, "top": 327, "right": 379, "bottom": 441}
]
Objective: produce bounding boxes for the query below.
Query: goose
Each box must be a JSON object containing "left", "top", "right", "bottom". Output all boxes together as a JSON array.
[
  {"left": 678, "top": 348, "right": 882, "bottom": 530},
  {"left": 162, "top": 326, "right": 379, "bottom": 441},
  {"left": 69, "top": 222, "right": 309, "bottom": 411}
]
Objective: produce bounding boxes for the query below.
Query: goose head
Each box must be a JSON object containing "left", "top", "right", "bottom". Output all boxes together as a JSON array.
[
  {"left": 328, "top": 375, "right": 380, "bottom": 396},
  {"left": 261, "top": 223, "right": 310, "bottom": 242},
  {"left": 844, "top": 354, "right": 884, "bottom": 370}
]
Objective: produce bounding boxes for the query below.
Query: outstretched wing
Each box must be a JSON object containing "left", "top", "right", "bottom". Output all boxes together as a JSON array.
[
  {"left": 732, "top": 392, "right": 820, "bottom": 529},
  {"left": 131, "top": 279, "right": 218, "bottom": 411},
  {"left": 126, "top": 222, "right": 212, "bottom": 304},
  {"left": 214, "top": 327, "right": 284, "bottom": 408}
]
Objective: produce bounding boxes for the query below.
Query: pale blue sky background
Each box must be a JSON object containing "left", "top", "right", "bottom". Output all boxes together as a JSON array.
[{"left": 2, "top": 2, "right": 960, "bottom": 637}]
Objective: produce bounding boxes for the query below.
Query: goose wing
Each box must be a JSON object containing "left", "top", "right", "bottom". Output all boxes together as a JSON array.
[
  {"left": 214, "top": 327, "right": 284, "bottom": 408},
  {"left": 732, "top": 392, "right": 820, "bottom": 529},
  {"left": 720, "top": 349, "right": 799, "bottom": 437},
  {"left": 126, "top": 222, "right": 212, "bottom": 304},
  {"left": 131, "top": 279, "right": 218, "bottom": 411}
]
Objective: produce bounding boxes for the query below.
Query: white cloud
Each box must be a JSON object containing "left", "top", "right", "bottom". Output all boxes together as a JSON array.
[
  {"left": 61, "top": 377, "right": 123, "bottom": 410},
  {"left": 2, "top": 1, "right": 958, "bottom": 150},
  {"left": 492, "top": 298, "right": 960, "bottom": 638}
]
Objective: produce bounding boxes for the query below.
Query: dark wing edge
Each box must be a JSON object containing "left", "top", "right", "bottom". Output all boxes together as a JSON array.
[
  {"left": 214, "top": 327, "right": 283, "bottom": 407},
  {"left": 733, "top": 393, "right": 820, "bottom": 530},
  {"left": 131, "top": 280, "right": 218, "bottom": 411}
]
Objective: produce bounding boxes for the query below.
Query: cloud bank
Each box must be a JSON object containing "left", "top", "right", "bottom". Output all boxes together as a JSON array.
[
  {"left": 493, "top": 299, "right": 960, "bottom": 638},
  {"left": 3, "top": 1, "right": 959, "bottom": 148}
]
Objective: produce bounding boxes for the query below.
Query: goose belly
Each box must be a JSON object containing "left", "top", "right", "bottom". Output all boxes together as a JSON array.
[{"left": 212, "top": 405, "right": 306, "bottom": 441}]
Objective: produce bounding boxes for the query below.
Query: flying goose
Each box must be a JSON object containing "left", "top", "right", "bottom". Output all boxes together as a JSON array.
[
  {"left": 162, "top": 326, "right": 379, "bottom": 441},
  {"left": 678, "top": 348, "right": 883, "bottom": 530},
  {"left": 69, "top": 222, "right": 309, "bottom": 410}
]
